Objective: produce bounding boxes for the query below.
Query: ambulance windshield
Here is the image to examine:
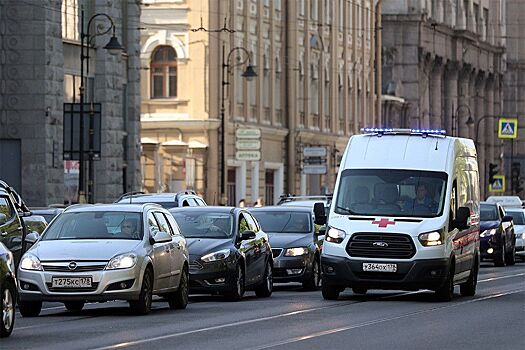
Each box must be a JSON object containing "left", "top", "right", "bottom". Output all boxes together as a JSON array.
[{"left": 334, "top": 169, "right": 448, "bottom": 218}]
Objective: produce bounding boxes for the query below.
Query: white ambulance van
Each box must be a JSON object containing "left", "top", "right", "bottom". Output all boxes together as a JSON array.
[{"left": 320, "top": 128, "right": 480, "bottom": 301}]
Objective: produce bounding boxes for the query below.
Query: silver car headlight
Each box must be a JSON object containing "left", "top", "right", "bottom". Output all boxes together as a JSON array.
[
  {"left": 20, "top": 254, "right": 43, "bottom": 271},
  {"left": 284, "top": 247, "right": 308, "bottom": 257},
  {"left": 480, "top": 228, "right": 497, "bottom": 237},
  {"left": 106, "top": 253, "right": 137, "bottom": 270},
  {"left": 201, "top": 249, "right": 231, "bottom": 263}
]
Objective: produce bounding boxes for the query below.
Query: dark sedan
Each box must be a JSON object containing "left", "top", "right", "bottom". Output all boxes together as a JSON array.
[
  {"left": 170, "top": 207, "right": 273, "bottom": 300},
  {"left": 250, "top": 206, "right": 324, "bottom": 290},
  {"left": 480, "top": 202, "right": 516, "bottom": 266},
  {"left": 0, "top": 242, "right": 16, "bottom": 337}
]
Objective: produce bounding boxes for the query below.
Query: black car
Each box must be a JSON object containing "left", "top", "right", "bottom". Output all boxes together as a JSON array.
[
  {"left": 0, "top": 242, "right": 16, "bottom": 337},
  {"left": 250, "top": 206, "right": 324, "bottom": 290},
  {"left": 116, "top": 190, "right": 207, "bottom": 209},
  {"left": 170, "top": 207, "right": 273, "bottom": 300},
  {"left": 480, "top": 202, "right": 516, "bottom": 266}
]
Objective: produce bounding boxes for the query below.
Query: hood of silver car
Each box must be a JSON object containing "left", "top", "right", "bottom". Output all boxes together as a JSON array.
[{"left": 30, "top": 240, "right": 142, "bottom": 261}]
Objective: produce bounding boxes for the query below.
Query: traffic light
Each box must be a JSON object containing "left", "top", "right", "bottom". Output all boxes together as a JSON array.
[
  {"left": 488, "top": 163, "right": 498, "bottom": 184},
  {"left": 511, "top": 162, "right": 523, "bottom": 194}
]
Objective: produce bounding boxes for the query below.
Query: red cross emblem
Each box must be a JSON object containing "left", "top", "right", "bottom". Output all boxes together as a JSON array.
[{"left": 372, "top": 218, "right": 395, "bottom": 228}]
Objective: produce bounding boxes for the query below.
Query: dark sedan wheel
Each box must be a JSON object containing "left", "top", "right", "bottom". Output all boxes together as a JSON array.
[
  {"left": 0, "top": 281, "right": 15, "bottom": 337},
  {"left": 18, "top": 300, "right": 42, "bottom": 317},
  {"left": 130, "top": 268, "right": 153, "bottom": 315},
  {"left": 494, "top": 239, "right": 506, "bottom": 267},
  {"left": 255, "top": 260, "right": 273, "bottom": 298},
  {"left": 322, "top": 284, "right": 342, "bottom": 300},
  {"left": 168, "top": 266, "right": 189, "bottom": 310},
  {"left": 303, "top": 258, "right": 322, "bottom": 291},
  {"left": 506, "top": 243, "right": 516, "bottom": 266},
  {"left": 64, "top": 301, "right": 85, "bottom": 312},
  {"left": 226, "top": 265, "right": 245, "bottom": 301}
]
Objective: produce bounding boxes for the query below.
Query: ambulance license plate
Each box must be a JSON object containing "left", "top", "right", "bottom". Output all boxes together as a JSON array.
[{"left": 362, "top": 263, "right": 397, "bottom": 273}]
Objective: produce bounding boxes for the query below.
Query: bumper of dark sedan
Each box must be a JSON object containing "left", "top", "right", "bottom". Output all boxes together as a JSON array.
[
  {"left": 321, "top": 255, "right": 450, "bottom": 291},
  {"left": 273, "top": 254, "right": 314, "bottom": 283},
  {"left": 480, "top": 236, "right": 502, "bottom": 260},
  {"left": 189, "top": 259, "right": 239, "bottom": 294}
]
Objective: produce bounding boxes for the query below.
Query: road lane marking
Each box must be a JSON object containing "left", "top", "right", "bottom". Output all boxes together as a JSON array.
[
  {"left": 478, "top": 272, "right": 525, "bottom": 283},
  {"left": 88, "top": 287, "right": 523, "bottom": 350},
  {"left": 247, "top": 288, "right": 525, "bottom": 350}
]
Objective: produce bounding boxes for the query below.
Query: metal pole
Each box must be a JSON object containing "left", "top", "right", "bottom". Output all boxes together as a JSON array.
[
  {"left": 220, "top": 43, "right": 226, "bottom": 205},
  {"left": 78, "top": 8, "right": 86, "bottom": 204}
]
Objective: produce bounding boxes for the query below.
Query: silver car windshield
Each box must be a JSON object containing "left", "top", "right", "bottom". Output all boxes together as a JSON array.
[
  {"left": 335, "top": 169, "right": 448, "bottom": 218},
  {"left": 252, "top": 212, "right": 311, "bottom": 233},
  {"left": 42, "top": 211, "right": 143, "bottom": 240}
]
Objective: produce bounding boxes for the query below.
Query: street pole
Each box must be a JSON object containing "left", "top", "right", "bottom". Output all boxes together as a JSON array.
[
  {"left": 220, "top": 43, "right": 227, "bottom": 206},
  {"left": 78, "top": 8, "right": 86, "bottom": 204}
]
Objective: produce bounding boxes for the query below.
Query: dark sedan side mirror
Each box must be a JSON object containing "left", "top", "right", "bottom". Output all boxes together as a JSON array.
[
  {"left": 453, "top": 207, "right": 471, "bottom": 230},
  {"left": 313, "top": 202, "right": 327, "bottom": 225},
  {"left": 240, "top": 230, "right": 256, "bottom": 240},
  {"left": 502, "top": 215, "right": 513, "bottom": 223}
]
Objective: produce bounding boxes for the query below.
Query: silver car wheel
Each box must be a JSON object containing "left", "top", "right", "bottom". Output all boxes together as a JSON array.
[{"left": 2, "top": 288, "right": 14, "bottom": 331}]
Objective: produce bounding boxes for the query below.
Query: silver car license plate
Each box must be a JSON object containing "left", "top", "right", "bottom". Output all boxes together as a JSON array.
[
  {"left": 51, "top": 277, "right": 92, "bottom": 288},
  {"left": 362, "top": 263, "right": 397, "bottom": 273}
]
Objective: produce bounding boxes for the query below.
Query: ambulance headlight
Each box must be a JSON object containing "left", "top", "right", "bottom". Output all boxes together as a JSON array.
[
  {"left": 418, "top": 231, "right": 443, "bottom": 246},
  {"left": 326, "top": 227, "right": 346, "bottom": 244}
]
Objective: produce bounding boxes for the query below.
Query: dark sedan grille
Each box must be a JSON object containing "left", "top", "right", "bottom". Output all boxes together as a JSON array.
[
  {"left": 346, "top": 233, "right": 416, "bottom": 259},
  {"left": 42, "top": 264, "right": 106, "bottom": 272},
  {"left": 272, "top": 249, "right": 283, "bottom": 258}
]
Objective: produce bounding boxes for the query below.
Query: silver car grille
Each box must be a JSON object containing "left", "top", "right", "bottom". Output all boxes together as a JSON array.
[{"left": 41, "top": 262, "right": 108, "bottom": 273}]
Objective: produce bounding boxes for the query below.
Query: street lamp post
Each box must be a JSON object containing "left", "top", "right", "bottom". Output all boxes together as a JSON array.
[
  {"left": 475, "top": 115, "right": 496, "bottom": 146},
  {"left": 451, "top": 103, "right": 474, "bottom": 137},
  {"left": 78, "top": 8, "right": 124, "bottom": 203},
  {"left": 220, "top": 44, "right": 257, "bottom": 205}
]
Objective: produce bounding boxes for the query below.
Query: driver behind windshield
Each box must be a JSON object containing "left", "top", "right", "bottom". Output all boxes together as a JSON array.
[
  {"left": 403, "top": 184, "right": 438, "bottom": 214},
  {"left": 120, "top": 218, "right": 140, "bottom": 239}
]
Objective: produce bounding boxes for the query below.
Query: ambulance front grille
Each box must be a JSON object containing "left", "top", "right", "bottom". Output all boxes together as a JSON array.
[{"left": 346, "top": 233, "right": 416, "bottom": 259}]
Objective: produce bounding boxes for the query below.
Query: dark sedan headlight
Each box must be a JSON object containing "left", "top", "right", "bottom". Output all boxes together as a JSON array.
[
  {"left": 201, "top": 249, "right": 231, "bottom": 263},
  {"left": 480, "top": 228, "right": 497, "bottom": 238},
  {"left": 284, "top": 247, "right": 308, "bottom": 257}
]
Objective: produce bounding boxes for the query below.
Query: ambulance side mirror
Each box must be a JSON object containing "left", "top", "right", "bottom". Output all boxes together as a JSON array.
[{"left": 314, "top": 202, "right": 327, "bottom": 225}]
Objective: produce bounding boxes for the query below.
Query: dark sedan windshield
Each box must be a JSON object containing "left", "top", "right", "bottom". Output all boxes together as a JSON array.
[
  {"left": 335, "top": 169, "right": 447, "bottom": 218},
  {"left": 252, "top": 212, "right": 311, "bottom": 233},
  {"left": 42, "top": 211, "right": 143, "bottom": 240},
  {"left": 480, "top": 205, "right": 498, "bottom": 221},
  {"left": 171, "top": 211, "right": 233, "bottom": 238}
]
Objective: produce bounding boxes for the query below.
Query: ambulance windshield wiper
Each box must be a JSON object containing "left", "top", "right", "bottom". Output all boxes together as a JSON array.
[{"left": 335, "top": 206, "right": 354, "bottom": 215}]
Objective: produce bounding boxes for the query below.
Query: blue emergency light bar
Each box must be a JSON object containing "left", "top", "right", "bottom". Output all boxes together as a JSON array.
[{"left": 360, "top": 128, "right": 447, "bottom": 136}]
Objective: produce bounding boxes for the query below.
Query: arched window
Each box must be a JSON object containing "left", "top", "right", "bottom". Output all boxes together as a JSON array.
[{"left": 151, "top": 46, "right": 177, "bottom": 98}]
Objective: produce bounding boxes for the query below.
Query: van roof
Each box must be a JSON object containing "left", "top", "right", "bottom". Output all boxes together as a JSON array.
[
  {"left": 485, "top": 196, "right": 524, "bottom": 208},
  {"left": 341, "top": 134, "right": 475, "bottom": 172}
]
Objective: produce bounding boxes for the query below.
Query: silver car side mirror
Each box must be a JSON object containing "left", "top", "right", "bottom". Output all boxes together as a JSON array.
[
  {"left": 25, "top": 231, "right": 40, "bottom": 244},
  {"left": 151, "top": 231, "right": 171, "bottom": 244}
]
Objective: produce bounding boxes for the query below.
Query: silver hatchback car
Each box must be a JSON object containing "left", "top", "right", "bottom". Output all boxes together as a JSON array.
[{"left": 17, "top": 204, "right": 189, "bottom": 316}]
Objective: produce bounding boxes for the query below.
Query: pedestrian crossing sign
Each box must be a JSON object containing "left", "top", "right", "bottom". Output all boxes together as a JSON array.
[
  {"left": 489, "top": 175, "right": 505, "bottom": 193},
  {"left": 498, "top": 118, "right": 518, "bottom": 139}
]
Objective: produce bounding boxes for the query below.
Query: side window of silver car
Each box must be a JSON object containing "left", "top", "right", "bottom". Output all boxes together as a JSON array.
[{"left": 147, "top": 212, "right": 160, "bottom": 234}]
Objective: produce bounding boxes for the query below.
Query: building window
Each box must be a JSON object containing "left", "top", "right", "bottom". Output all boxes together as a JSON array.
[
  {"left": 62, "top": 0, "right": 80, "bottom": 41},
  {"left": 227, "top": 169, "right": 237, "bottom": 206},
  {"left": 311, "top": 0, "right": 318, "bottom": 20},
  {"left": 326, "top": 0, "right": 331, "bottom": 24},
  {"left": 298, "top": 0, "right": 305, "bottom": 16},
  {"left": 151, "top": 46, "right": 178, "bottom": 99},
  {"left": 483, "top": 8, "right": 489, "bottom": 40},
  {"left": 339, "top": 0, "right": 344, "bottom": 30},
  {"left": 265, "top": 170, "right": 275, "bottom": 205},
  {"left": 310, "top": 69, "right": 319, "bottom": 116}
]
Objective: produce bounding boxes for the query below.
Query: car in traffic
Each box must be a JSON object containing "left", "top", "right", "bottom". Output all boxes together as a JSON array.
[
  {"left": 0, "top": 242, "right": 16, "bottom": 338},
  {"left": 485, "top": 196, "right": 523, "bottom": 209},
  {"left": 17, "top": 203, "right": 189, "bottom": 316},
  {"left": 480, "top": 202, "right": 516, "bottom": 266},
  {"left": 29, "top": 207, "right": 65, "bottom": 224},
  {"left": 500, "top": 208, "right": 524, "bottom": 262},
  {"left": 115, "top": 190, "right": 207, "bottom": 209},
  {"left": 249, "top": 206, "right": 324, "bottom": 290},
  {"left": 170, "top": 207, "right": 273, "bottom": 300}
]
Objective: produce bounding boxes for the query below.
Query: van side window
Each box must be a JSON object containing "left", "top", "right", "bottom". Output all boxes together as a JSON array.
[
  {"left": 449, "top": 180, "right": 457, "bottom": 230},
  {"left": 0, "top": 197, "right": 14, "bottom": 221}
]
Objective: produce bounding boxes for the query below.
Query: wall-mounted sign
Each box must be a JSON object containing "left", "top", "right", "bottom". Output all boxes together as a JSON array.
[
  {"left": 303, "top": 164, "right": 327, "bottom": 175},
  {"left": 303, "top": 146, "right": 327, "bottom": 158},
  {"left": 236, "top": 150, "right": 261, "bottom": 161},
  {"left": 236, "top": 139, "right": 261, "bottom": 150},
  {"left": 236, "top": 128, "right": 261, "bottom": 139}
]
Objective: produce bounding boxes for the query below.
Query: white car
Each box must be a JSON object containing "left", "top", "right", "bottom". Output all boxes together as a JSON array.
[
  {"left": 506, "top": 208, "right": 525, "bottom": 261},
  {"left": 17, "top": 204, "right": 189, "bottom": 316}
]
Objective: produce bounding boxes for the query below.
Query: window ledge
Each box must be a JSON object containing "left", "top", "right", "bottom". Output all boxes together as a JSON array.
[{"left": 144, "top": 98, "right": 189, "bottom": 105}]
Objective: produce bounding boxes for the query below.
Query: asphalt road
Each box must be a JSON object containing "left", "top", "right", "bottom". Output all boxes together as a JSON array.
[{"left": 3, "top": 263, "right": 524, "bottom": 350}]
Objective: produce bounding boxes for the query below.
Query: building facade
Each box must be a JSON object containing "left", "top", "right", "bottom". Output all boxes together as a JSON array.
[
  {"left": 503, "top": 0, "right": 525, "bottom": 196},
  {"left": 381, "top": 0, "right": 506, "bottom": 198},
  {"left": 140, "top": 0, "right": 380, "bottom": 205},
  {"left": 0, "top": 0, "right": 141, "bottom": 205}
]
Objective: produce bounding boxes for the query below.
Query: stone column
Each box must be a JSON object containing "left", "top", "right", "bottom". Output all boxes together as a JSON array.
[
  {"left": 444, "top": 0, "right": 457, "bottom": 28},
  {"left": 485, "top": 77, "right": 495, "bottom": 165},
  {"left": 475, "top": 74, "right": 486, "bottom": 195},
  {"left": 457, "top": 65, "right": 471, "bottom": 137},
  {"left": 420, "top": 53, "right": 432, "bottom": 129},
  {"left": 430, "top": 58, "right": 443, "bottom": 129},
  {"left": 206, "top": 128, "right": 219, "bottom": 204},
  {"left": 444, "top": 62, "right": 458, "bottom": 134}
]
